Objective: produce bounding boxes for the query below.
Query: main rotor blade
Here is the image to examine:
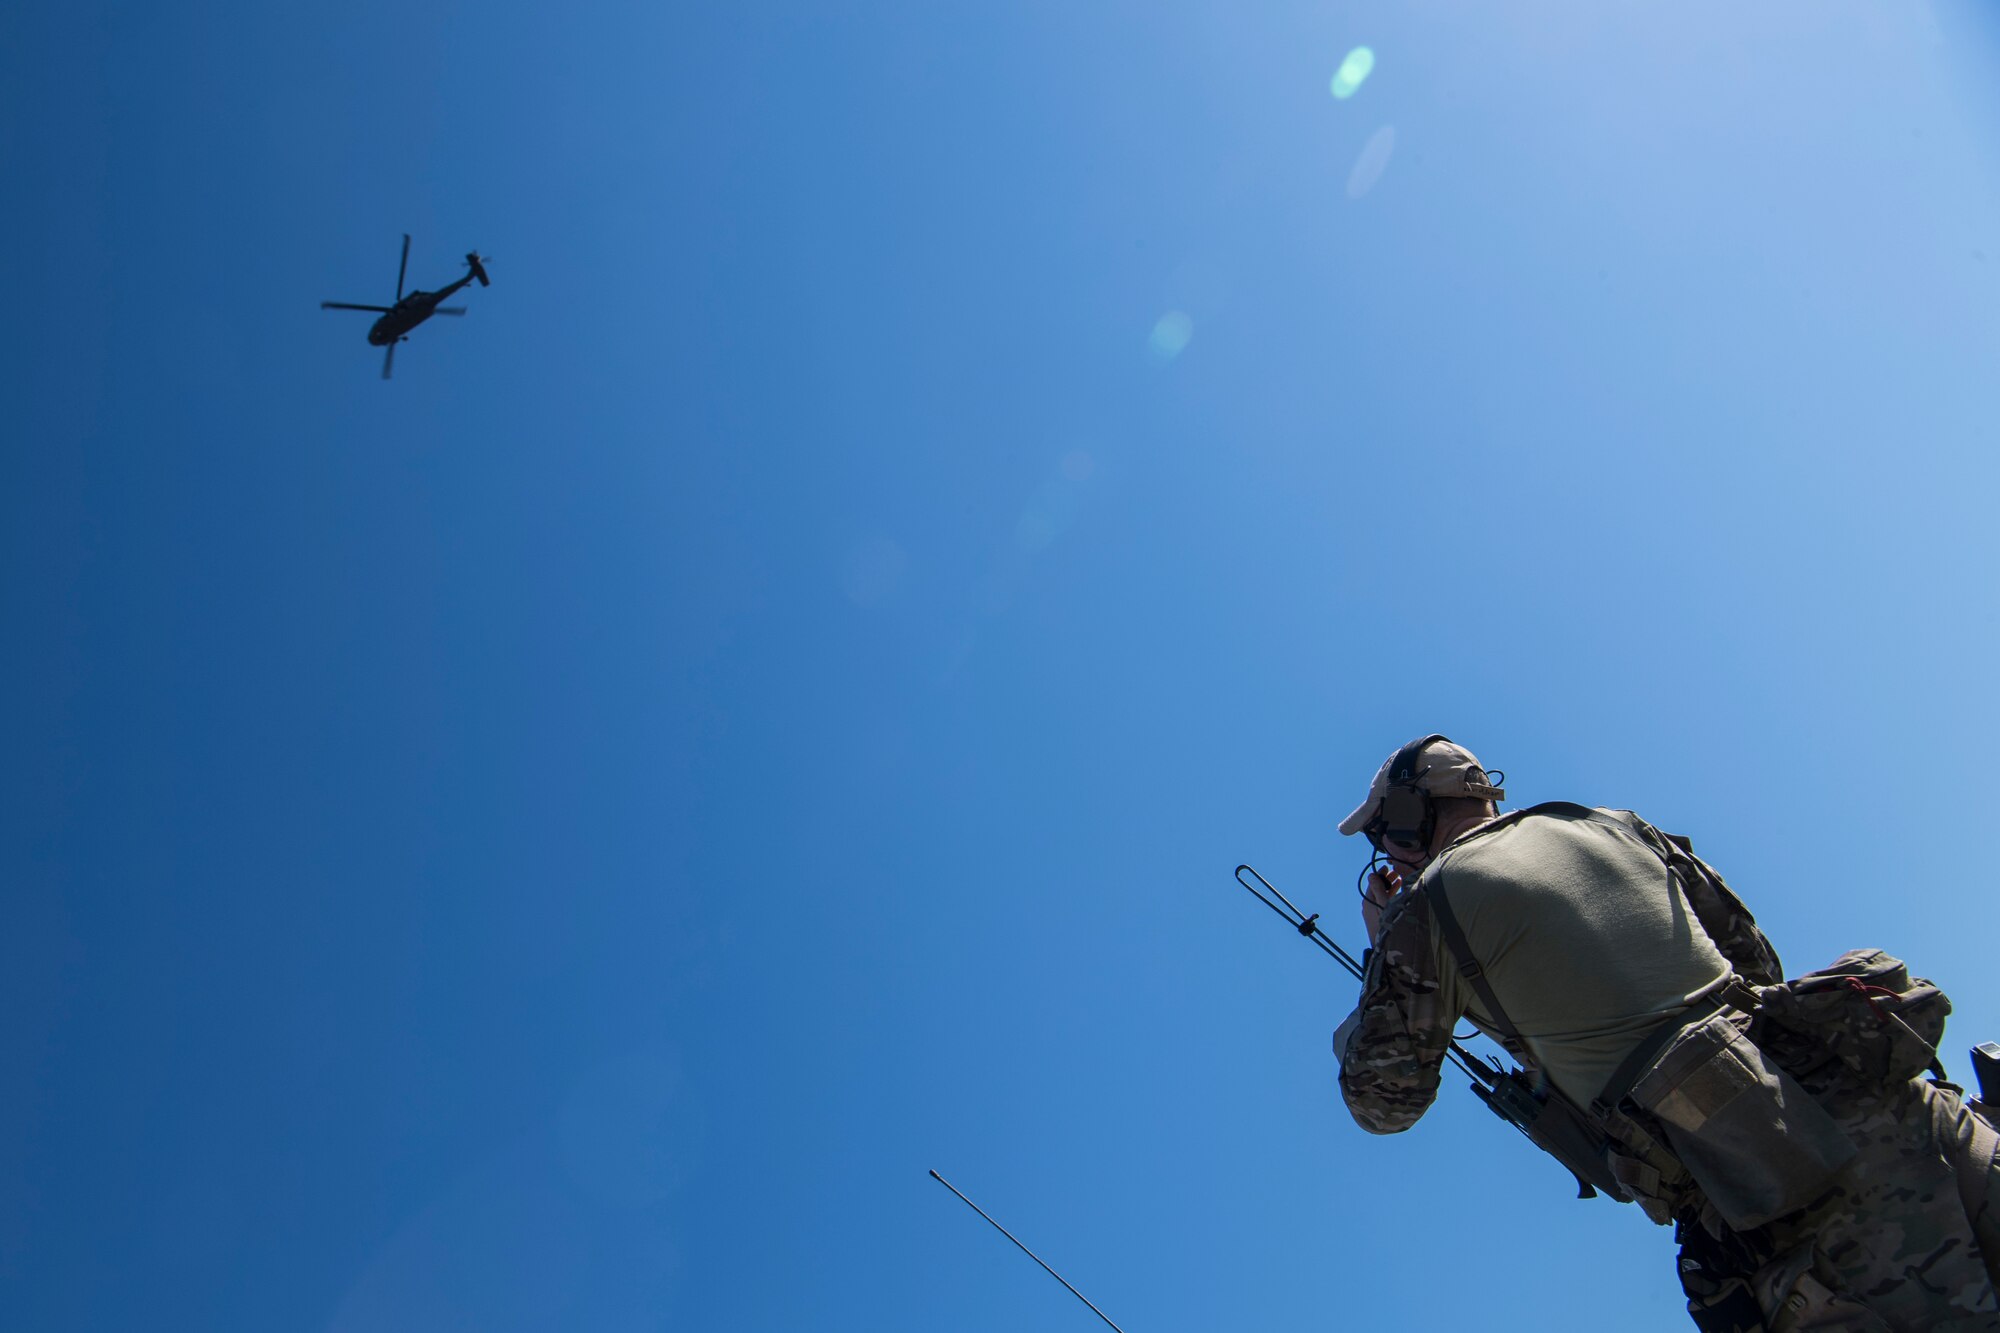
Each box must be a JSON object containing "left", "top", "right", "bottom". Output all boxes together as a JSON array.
[
  {"left": 396, "top": 233, "right": 411, "bottom": 301},
  {"left": 433, "top": 306, "right": 466, "bottom": 315},
  {"left": 322, "top": 302, "right": 392, "bottom": 312},
  {"left": 382, "top": 340, "right": 397, "bottom": 380}
]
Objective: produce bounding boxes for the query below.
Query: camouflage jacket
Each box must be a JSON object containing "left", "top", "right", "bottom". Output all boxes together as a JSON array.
[{"left": 1335, "top": 808, "right": 1784, "bottom": 1135}]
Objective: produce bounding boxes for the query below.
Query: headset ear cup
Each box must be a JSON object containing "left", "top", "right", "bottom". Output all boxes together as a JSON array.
[
  {"left": 1379, "top": 787, "right": 1429, "bottom": 850},
  {"left": 1373, "top": 734, "right": 1448, "bottom": 853}
]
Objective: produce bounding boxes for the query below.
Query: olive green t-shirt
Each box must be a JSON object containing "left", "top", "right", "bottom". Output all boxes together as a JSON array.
[{"left": 1421, "top": 807, "right": 1733, "bottom": 1106}]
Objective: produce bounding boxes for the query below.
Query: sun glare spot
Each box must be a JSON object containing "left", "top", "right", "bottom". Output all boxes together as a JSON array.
[
  {"left": 1330, "top": 47, "right": 1375, "bottom": 100},
  {"left": 1149, "top": 311, "right": 1194, "bottom": 359},
  {"left": 1346, "top": 126, "right": 1396, "bottom": 200}
]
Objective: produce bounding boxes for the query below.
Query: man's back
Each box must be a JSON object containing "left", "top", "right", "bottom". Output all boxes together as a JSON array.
[{"left": 1430, "top": 807, "right": 1733, "bottom": 1105}]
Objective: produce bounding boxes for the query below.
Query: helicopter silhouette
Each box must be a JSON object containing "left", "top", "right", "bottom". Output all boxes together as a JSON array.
[{"left": 322, "top": 234, "right": 490, "bottom": 379}]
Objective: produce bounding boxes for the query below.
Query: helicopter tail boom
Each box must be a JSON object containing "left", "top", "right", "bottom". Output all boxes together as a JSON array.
[{"left": 466, "top": 252, "right": 490, "bottom": 287}]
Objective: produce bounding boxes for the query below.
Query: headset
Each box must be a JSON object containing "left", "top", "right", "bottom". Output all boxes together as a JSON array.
[
  {"left": 1357, "top": 734, "right": 1506, "bottom": 904},
  {"left": 1369, "top": 732, "right": 1452, "bottom": 855}
]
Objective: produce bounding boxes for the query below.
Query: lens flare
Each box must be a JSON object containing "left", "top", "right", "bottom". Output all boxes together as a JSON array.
[
  {"left": 1330, "top": 47, "right": 1375, "bottom": 100},
  {"left": 1149, "top": 311, "right": 1194, "bottom": 359},
  {"left": 1346, "top": 126, "right": 1396, "bottom": 200}
]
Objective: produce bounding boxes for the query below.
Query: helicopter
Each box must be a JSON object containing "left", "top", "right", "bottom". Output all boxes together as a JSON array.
[{"left": 321, "top": 234, "right": 490, "bottom": 379}]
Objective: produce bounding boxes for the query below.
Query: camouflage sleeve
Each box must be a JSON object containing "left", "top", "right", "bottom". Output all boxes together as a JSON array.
[
  {"left": 1612, "top": 811, "right": 1785, "bottom": 986},
  {"left": 1334, "top": 888, "right": 1458, "bottom": 1135}
]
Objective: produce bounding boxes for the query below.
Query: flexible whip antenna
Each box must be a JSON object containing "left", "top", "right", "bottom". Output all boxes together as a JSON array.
[
  {"left": 1234, "top": 863, "right": 1487, "bottom": 1085},
  {"left": 928, "top": 1169, "right": 1128, "bottom": 1333}
]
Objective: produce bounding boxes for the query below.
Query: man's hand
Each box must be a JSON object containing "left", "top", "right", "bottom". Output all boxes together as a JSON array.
[{"left": 1361, "top": 865, "right": 1406, "bottom": 944}]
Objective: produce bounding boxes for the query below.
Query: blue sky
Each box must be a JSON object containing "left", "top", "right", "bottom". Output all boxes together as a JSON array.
[{"left": 5, "top": 2, "right": 1999, "bottom": 1329}]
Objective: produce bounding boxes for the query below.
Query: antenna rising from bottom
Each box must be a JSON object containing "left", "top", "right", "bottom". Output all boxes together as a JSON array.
[{"left": 928, "top": 1169, "right": 1128, "bottom": 1332}]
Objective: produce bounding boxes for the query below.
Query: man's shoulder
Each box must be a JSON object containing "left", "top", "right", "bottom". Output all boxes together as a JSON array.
[
  {"left": 1428, "top": 804, "right": 1675, "bottom": 892},
  {"left": 1434, "top": 802, "right": 1599, "bottom": 859},
  {"left": 1450, "top": 803, "right": 1671, "bottom": 850}
]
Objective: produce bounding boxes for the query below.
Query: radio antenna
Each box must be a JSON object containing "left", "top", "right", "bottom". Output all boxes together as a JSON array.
[{"left": 928, "top": 1169, "right": 1128, "bottom": 1332}]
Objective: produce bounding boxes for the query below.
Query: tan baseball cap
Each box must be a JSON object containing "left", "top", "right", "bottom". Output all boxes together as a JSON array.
[{"left": 1338, "top": 737, "right": 1505, "bottom": 836}]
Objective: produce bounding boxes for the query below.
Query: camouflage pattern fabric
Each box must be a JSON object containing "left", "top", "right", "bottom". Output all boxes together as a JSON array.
[
  {"left": 1756, "top": 1078, "right": 1999, "bottom": 1330},
  {"left": 1937, "top": 1089, "right": 2000, "bottom": 1304},
  {"left": 1335, "top": 888, "right": 1453, "bottom": 1134}
]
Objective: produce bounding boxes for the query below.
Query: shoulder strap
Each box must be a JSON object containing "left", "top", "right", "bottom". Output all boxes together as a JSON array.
[{"left": 1423, "top": 868, "right": 1528, "bottom": 1054}]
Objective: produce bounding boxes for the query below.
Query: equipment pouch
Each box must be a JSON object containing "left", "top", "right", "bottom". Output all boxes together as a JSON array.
[
  {"left": 1630, "top": 1012, "right": 1856, "bottom": 1231},
  {"left": 1752, "top": 949, "right": 1950, "bottom": 1091}
]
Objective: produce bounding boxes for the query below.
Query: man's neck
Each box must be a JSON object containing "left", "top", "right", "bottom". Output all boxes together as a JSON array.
[
  {"left": 1429, "top": 810, "right": 1498, "bottom": 861},
  {"left": 1388, "top": 811, "right": 1499, "bottom": 881}
]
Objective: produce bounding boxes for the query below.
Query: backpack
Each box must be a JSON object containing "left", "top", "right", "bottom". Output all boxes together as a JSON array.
[{"left": 1750, "top": 949, "right": 1952, "bottom": 1094}]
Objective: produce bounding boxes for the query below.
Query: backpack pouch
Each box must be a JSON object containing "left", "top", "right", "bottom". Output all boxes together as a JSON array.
[{"left": 1754, "top": 949, "right": 1950, "bottom": 1090}]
